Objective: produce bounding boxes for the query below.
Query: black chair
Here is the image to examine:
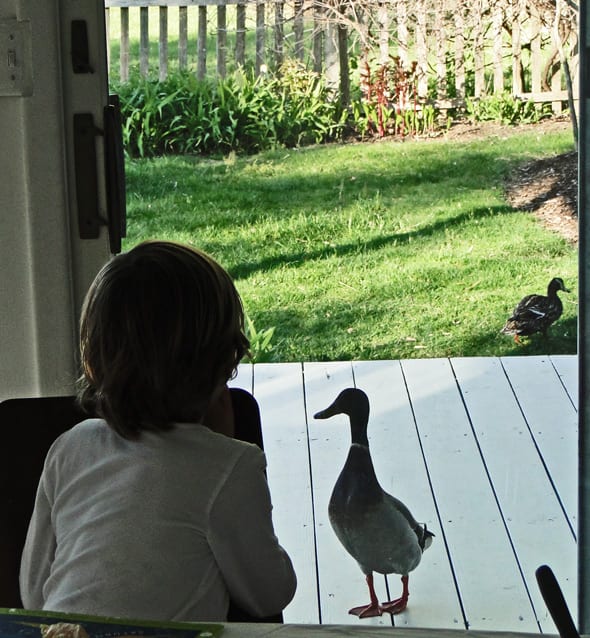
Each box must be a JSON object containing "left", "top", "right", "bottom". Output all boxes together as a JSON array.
[{"left": 0, "top": 389, "right": 282, "bottom": 622}]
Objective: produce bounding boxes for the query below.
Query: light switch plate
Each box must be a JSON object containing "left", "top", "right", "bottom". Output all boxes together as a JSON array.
[{"left": 0, "top": 18, "right": 32, "bottom": 97}]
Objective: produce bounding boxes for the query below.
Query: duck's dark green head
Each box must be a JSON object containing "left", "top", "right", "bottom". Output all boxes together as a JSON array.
[
  {"left": 314, "top": 388, "right": 370, "bottom": 445},
  {"left": 314, "top": 388, "right": 369, "bottom": 419}
]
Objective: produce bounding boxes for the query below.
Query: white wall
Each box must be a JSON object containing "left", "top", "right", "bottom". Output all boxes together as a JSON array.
[{"left": 0, "top": 0, "right": 112, "bottom": 399}]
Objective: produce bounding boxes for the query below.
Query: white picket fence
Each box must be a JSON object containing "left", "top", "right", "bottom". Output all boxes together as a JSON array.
[{"left": 104, "top": 0, "right": 578, "bottom": 111}]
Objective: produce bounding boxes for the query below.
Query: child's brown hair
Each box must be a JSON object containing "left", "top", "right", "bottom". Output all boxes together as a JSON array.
[{"left": 78, "top": 240, "right": 249, "bottom": 439}]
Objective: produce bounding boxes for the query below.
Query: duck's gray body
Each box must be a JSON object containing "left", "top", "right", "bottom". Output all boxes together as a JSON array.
[
  {"left": 329, "top": 442, "right": 424, "bottom": 577},
  {"left": 315, "top": 387, "right": 433, "bottom": 617}
]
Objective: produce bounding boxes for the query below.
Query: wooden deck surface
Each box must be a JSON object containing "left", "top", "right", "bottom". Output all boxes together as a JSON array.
[{"left": 230, "top": 355, "right": 578, "bottom": 634}]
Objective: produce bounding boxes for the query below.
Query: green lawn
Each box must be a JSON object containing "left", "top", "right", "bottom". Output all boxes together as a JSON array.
[{"left": 123, "top": 125, "right": 578, "bottom": 362}]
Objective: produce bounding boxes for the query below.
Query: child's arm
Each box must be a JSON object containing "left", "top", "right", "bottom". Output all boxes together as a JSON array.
[
  {"left": 20, "top": 478, "right": 56, "bottom": 609},
  {"left": 208, "top": 446, "right": 297, "bottom": 618}
]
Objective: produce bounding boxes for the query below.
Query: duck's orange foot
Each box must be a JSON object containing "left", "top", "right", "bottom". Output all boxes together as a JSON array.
[
  {"left": 379, "top": 575, "right": 410, "bottom": 615},
  {"left": 348, "top": 603, "right": 383, "bottom": 618},
  {"left": 380, "top": 596, "right": 408, "bottom": 614},
  {"left": 351, "top": 573, "right": 410, "bottom": 619},
  {"left": 349, "top": 598, "right": 407, "bottom": 617}
]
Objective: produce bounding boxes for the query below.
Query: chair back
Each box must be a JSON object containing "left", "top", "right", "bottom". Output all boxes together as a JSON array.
[{"left": 0, "top": 396, "right": 87, "bottom": 607}]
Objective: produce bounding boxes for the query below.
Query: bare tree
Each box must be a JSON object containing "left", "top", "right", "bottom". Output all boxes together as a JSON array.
[{"left": 309, "top": 0, "right": 578, "bottom": 122}]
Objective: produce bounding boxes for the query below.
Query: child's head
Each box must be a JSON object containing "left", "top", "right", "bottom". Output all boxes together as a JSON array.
[{"left": 78, "top": 240, "right": 250, "bottom": 439}]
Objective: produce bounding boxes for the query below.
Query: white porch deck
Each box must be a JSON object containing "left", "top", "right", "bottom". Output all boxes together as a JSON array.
[{"left": 230, "top": 355, "right": 578, "bottom": 634}]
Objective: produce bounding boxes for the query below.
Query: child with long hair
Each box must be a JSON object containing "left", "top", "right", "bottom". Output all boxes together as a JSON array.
[{"left": 20, "top": 240, "right": 296, "bottom": 622}]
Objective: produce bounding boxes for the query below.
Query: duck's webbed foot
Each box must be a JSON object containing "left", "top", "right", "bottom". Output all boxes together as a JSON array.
[
  {"left": 380, "top": 597, "right": 408, "bottom": 614},
  {"left": 349, "top": 573, "right": 383, "bottom": 617},
  {"left": 349, "top": 572, "right": 409, "bottom": 618},
  {"left": 380, "top": 575, "right": 410, "bottom": 615},
  {"left": 348, "top": 602, "right": 383, "bottom": 618}
]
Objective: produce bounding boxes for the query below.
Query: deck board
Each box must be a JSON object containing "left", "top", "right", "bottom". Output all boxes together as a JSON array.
[
  {"left": 500, "top": 356, "right": 578, "bottom": 534},
  {"left": 231, "top": 355, "right": 577, "bottom": 634},
  {"left": 550, "top": 355, "right": 578, "bottom": 409},
  {"left": 451, "top": 357, "right": 576, "bottom": 632},
  {"left": 253, "top": 362, "right": 320, "bottom": 625},
  {"left": 401, "top": 358, "right": 539, "bottom": 632}
]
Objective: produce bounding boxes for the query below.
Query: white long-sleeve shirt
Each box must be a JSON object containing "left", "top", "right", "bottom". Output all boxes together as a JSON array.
[{"left": 20, "top": 419, "right": 296, "bottom": 622}]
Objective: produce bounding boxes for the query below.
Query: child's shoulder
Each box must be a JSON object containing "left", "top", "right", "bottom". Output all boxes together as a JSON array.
[
  {"left": 176, "top": 423, "right": 263, "bottom": 456},
  {"left": 52, "top": 419, "right": 263, "bottom": 464},
  {"left": 47, "top": 418, "right": 115, "bottom": 451},
  {"left": 163, "top": 424, "right": 267, "bottom": 479},
  {"left": 54, "top": 417, "right": 109, "bottom": 441}
]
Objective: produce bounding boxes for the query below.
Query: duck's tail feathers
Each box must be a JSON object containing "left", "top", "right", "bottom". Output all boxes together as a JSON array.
[
  {"left": 501, "top": 322, "right": 515, "bottom": 335},
  {"left": 416, "top": 523, "right": 435, "bottom": 551}
]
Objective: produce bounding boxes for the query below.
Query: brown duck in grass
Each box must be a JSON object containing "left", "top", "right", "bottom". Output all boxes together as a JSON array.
[{"left": 502, "top": 277, "right": 570, "bottom": 343}]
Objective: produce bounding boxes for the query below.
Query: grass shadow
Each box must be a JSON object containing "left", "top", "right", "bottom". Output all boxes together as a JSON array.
[{"left": 228, "top": 204, "right": 516, "bottom": 281}]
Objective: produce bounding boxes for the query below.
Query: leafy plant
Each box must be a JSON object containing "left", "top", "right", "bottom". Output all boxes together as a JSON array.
[
  {"left": 113, "top": 64, "right": 347, "bottom": 158},
  {"left": 244, "top": 315, "right": 280, "bottom": 364},
  {"left": 352, "top": 56, "right": 437, "bottom": 138},
  {"left": 465, "top": 93, "right": 553, "bottom": 125}
]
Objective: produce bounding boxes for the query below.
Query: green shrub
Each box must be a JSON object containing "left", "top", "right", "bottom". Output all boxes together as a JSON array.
[
  {"left": 113, "top": 63, "right": 348, "bottom": 157},
  {"left": 465, "top": 93, "right": 553, "bottom": 125},
  {"left": 112, "top": 61, "right": 559, "bottom": 158}
]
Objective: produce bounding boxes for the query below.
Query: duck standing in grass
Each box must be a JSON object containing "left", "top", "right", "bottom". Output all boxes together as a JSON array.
[
  {"left": 501, "top": 277, "right": 570, "bottom": 344},
  {"left": 314, "top": 388, "right": 433, "bottom": 619}
]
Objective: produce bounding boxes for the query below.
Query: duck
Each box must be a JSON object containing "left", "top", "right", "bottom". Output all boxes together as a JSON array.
[
  {"left": 501, "top": 277, "right": 570, "bottom": 343},
  {"left": 314, "top": 388, "right": 433, "bottom": 618}
]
